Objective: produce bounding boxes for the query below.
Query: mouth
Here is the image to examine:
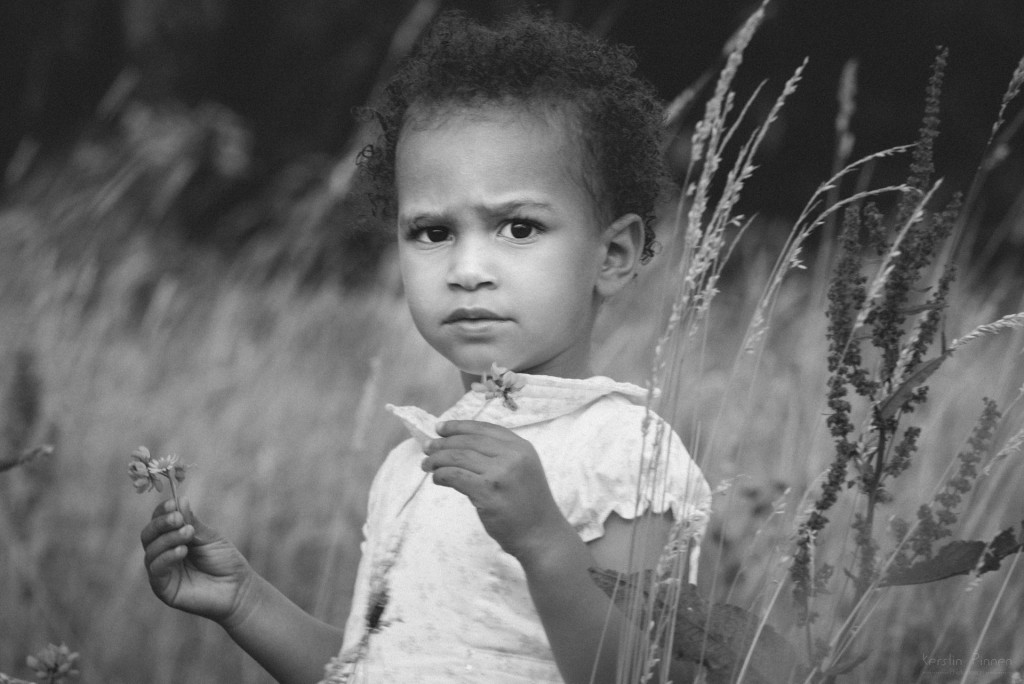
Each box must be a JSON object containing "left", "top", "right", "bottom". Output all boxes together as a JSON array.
[{"left": 442, "top": 307, "right": 509, "bottom": 325}]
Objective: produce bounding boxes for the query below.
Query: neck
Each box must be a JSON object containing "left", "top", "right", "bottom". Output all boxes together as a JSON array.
[
  {"left": 458, "top": 360, "right": 594, "bottom": 391},
  {"left": 459, "top": 370, "right": 480, "bottom": 391}
]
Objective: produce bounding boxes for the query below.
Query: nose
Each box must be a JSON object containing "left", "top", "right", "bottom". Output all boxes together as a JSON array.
[{"left": 446, "top": 232, "right": 496, "bottom": 290}]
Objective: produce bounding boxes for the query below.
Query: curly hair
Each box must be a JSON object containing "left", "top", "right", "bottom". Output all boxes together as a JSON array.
[{"left": 358, "top": 11, "right": 668, "bottom": 262}]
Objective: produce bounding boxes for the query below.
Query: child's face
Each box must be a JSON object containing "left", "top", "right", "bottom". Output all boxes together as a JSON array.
[{"left": 395, "top": 105, "right": 610, "bottom": 379}]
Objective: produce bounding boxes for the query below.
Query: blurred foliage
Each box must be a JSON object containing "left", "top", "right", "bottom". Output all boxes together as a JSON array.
[{"left": 1, "top": 0, "right": 1022, "bottom": 288}]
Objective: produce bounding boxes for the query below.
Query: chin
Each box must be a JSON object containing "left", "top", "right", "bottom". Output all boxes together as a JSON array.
[
  {"left": 454, "top": 358, "right": 504, "bottom": 377},
  {"left": 446, "top": 349, "right": 522, "bottom": 377}
]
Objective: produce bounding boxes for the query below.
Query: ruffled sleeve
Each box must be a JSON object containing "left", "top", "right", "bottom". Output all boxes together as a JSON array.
[{"left": 544, "top": 396, "right": 711, "bottom": 577}]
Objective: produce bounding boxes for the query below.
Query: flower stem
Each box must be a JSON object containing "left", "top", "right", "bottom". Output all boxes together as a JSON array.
[
  {"left": 165, "top": 473, "right": 193, "bottom": 580},
  {"left": 167, "top": 473, "right": 181, "bottom": 512}
]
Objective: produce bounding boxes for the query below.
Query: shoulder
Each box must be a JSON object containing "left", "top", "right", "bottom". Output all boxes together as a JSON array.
[
  {"left": 565, "top": 392, "right": 647, "bottom": 431},
  {"left": 545, "top": 393, "right": 711, "bottom": 542},
  {"left": 562, "top": 393, "right": 683, "bottom": 456}
]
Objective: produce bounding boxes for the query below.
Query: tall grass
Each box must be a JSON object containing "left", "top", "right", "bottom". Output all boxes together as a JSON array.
[
  {"left": 603, "top": 8, "right": 1024, "bottom": 682},
  {"left": 0, "top": 190, "right": 457, "bottom": 681},
  {"left": 2, "top": 11, "right": 1024, "bottom": 684}
]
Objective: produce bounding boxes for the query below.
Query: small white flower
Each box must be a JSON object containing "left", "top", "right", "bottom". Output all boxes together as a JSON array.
[
  {"left": 128, "top": 446, "right": 189, "bottom": 502},
  {"left": 470, "top": 362, "right": 525, "bottom": 410}
]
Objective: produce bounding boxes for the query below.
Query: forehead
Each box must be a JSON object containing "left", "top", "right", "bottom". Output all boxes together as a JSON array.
[
  {"left": 395, "top": 102, "right": 598, "bottom": 200},
  {"left": 395, "top": 102, "right": 603, "bottom": 216},
  {"left": 399, "top": 100, "right": 580, "bottom": 158}
]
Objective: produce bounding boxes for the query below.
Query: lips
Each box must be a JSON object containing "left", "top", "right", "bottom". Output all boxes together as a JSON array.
[{"left": 442, "top": 307, "right": 509, "bottom": 324}]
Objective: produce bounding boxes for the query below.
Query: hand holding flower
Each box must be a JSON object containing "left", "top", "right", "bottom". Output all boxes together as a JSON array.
[
  {"left": 140, "top": 497, "right": 254, "bottom": 625},
  {"left": 131, "top": 448, "right": 249, "bottom": 624},
  {"left": 421, "top": 420, "right": 574, "bottom": 564}
]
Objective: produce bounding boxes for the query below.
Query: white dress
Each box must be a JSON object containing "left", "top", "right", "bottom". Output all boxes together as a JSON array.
[{"left": 321, "top": 373, "right": 711, "bottom": 683}]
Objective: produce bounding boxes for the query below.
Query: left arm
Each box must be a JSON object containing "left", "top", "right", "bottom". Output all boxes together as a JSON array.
[
  {"left": 423, "top": 421, "right": 697, "bottom": 684},
  {"left": 515, "top": 512, "right": 629, "bottom": 684},
  {"left": 520, "top": 510, "right": 697, "bottom": 684}
]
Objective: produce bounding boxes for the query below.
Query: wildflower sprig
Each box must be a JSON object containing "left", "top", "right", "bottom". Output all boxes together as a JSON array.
[
  {"left": 20, "top": 643, "right": 79, "bottom": 684},
  {"left": 787, "top": 46, "right": 1024, "bottom": 681},
  {"left": 128, "top": 446, "right": 189, "bottom": 509},
  {"left": 792, "top": 206, "right": 869, "bottom": 620},
  {"left": 470, "top": 362, "right": 525, "bottom": 411},
  {"left": 790, "top": 47, "right": 960, "bottom": 619},
  {"left": 890, "top": 398, "right": 1001, "bottom": 570}
]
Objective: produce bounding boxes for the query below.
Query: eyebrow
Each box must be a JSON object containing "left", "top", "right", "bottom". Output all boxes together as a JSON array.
[
  {"left": 400, "top": 199, "right": 555, "bottom": 224},
  {"left": 489, "top": 199, "right": 554, "bottom": 214}
]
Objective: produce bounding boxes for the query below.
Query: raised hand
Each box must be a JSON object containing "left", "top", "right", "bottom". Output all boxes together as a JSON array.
[
  {"left": 140, "top": 498, "right": 252, "bottom": 625},
  {"left": 422, "top": 420, "right": 572, "bottom": 563}
]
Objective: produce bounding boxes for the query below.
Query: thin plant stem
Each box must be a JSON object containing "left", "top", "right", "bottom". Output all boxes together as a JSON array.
[
  {"left": 734, "top": 576, "right": 787, "bottom": 684},
  {"left": 167, "top": 474, "right": 181, "bottom": 513},
  {"left": 958, "top": 550, "right": 1022, "bottom": 684}
]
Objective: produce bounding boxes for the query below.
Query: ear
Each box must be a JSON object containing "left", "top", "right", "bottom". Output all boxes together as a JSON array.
[{"left": 596, "top": 213, "right": 644, "bottom": 298}]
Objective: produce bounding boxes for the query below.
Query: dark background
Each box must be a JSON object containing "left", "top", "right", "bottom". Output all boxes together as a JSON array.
[{"left": 2, "top": 0, "right": 1022, "bottom": 279}]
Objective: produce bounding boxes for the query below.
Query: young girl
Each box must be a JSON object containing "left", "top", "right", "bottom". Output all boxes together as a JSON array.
[{"left": 140, "top": 12, "right": 711, "bottom": 684}]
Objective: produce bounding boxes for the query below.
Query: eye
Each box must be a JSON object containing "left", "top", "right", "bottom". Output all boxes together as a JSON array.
[
  {"left": 409, "top": 226, "right": 451, "bottom": 244},
  {"left": 497, "top": 220, "right": 540, "bottom": 241}
]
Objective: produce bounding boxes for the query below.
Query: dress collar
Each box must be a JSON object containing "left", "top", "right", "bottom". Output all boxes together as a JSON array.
[{"left": 387, "top": 373, "right": 648, "bottom": 448}]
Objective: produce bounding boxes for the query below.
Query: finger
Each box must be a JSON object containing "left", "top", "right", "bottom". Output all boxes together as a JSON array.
[
  {"left": 430, "top": 466, "right": 486, "bottom": 504},
  {"left": 148, "top": 544, "right": 189, "bottom": 578},
  {"left": 144, "top": 523, "right": 195, "bottom": 568},
  {"left": 140, "top": 508, "right": 187, "bottom": 546},
  {"left": 422, "top": 448, "right": 489, "bottom": 474},
  {"left": 150, "top": 497, "right": 179, "bottom": 520},
  {"left": 178, "top": 497, "right": 216, "bottom": 543},
  {"left": 424, "top": 433, "right": 504, "bottom": 457},
  {"left": 436, "top": 420, "right": 511, "bottom": 438}
]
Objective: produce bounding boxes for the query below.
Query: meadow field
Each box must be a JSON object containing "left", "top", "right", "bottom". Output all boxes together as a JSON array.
[{"left": 2, "top": 8, "right": 1024, "bottom": 684}]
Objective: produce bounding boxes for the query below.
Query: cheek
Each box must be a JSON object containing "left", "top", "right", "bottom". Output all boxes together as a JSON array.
[
  {"left": 398, "top": 252, "right": 430, "bottom": 309},
  {"left": 398, "top": 245, "right": 429, "bottom": 287},
  {"left": 398, "top": 253, "right": 450, "bottom": 341},
  {"left": 526, "top": 268, "right": 595, "bottom": 325},
  {"left": 401, "top": 285, "right": 439, "bottom": 348},
  {"left": 558, "top": 246, "right": 603, "bottom": 300}
]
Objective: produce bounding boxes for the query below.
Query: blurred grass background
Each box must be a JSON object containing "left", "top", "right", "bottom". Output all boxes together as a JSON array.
[{"left": 1, "top": 1, "right": 1023, "bottom": 682}]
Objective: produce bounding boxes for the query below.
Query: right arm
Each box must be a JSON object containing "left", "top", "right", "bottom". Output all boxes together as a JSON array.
[{"left": 141, "top": 498, "right": 343, "bottom": 684}]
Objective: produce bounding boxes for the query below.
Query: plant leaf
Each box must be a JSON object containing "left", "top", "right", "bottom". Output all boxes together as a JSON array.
[
  {"left": 589, "top": 568, "right": 806, "bottom": 684},
  {"left": 882, "top": 540, "right": 986, "bottom": 585},
  {"left": 978, "top": 524, "right": 1024, "bottom": 574},
  {"left": 883, "top": 523, "right": 1023, "bottom": 586},
  {"left": 876, "top": 353, "right": 948, "bottom": 420},
  {"left": 898, "top": 302, "right": 942, "bottom": 316}
]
